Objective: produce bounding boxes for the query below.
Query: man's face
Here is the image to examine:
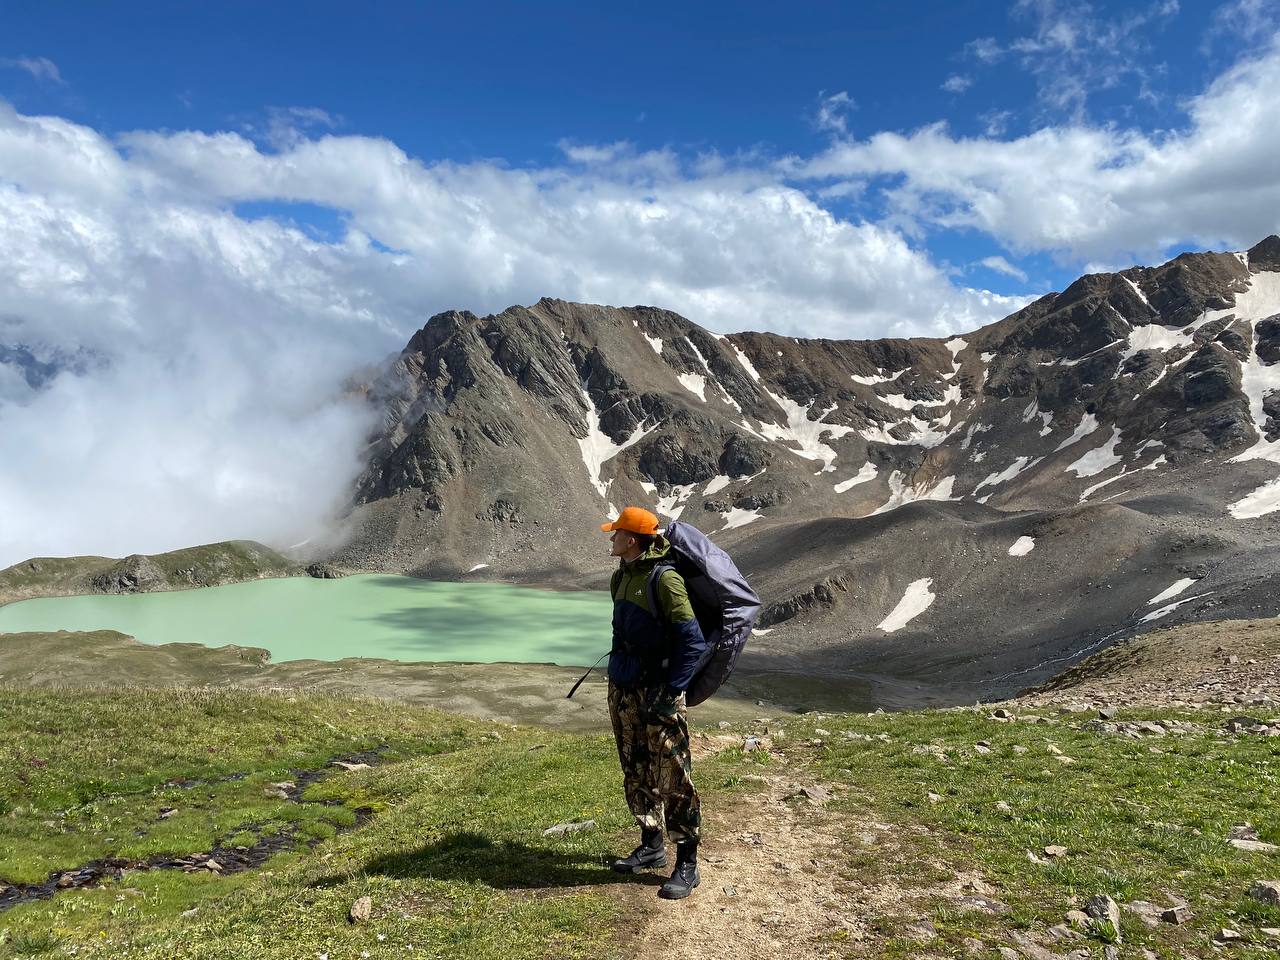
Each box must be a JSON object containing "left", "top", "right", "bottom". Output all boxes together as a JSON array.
[{"left": 609, "top": 529, "right": 638, "bottom": 557}]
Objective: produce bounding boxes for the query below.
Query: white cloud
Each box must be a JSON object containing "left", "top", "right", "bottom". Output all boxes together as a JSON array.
[
  {"left": 0, "top": 99, "right": 1025, "bottom": 567},
  {"left": 978, "top": 255, "right": 1029, "bottom": 282},
  {"left": 0, "top": 56, "right": 63, "bottom": 84},
  {"left": 1205, "top": 0, "right": 1279, "bottom": 52},
  {"left": 815, "top": 90, "right": 855, "bottom": 134},
  {"left": 965, "top": 0, "right": 1180, "bottom": 119},
  {"left": 795, "top": 35, "right": 1280, "bottom": 263},
  {"left": 941, "top": 74, "right": 973, "bottom": 93}
]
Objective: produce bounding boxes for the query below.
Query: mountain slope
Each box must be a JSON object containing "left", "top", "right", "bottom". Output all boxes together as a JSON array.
[{"left": 329, "top": 236, "right": 1280, "bottom": 701}]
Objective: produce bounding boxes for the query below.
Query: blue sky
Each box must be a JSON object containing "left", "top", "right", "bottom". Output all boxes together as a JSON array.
[
  {"left": 5, "top": 1, "right": 1275, "bottom": 298},
  {"left": 2, "top": 0, "right": 1280, "bottom": 562}
]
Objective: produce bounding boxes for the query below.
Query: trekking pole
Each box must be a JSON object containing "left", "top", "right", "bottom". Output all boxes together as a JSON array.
[{"left": 566, "top": 651, "right": 610, "bottom": 699}]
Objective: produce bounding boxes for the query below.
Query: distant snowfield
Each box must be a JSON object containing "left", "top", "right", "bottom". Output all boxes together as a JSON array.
[
  {"left": 878, "top": 578, "right": 935, "bottom": 632},
  {"left": 1008, "top": 536, "right": 1035, "bottom": 556}
]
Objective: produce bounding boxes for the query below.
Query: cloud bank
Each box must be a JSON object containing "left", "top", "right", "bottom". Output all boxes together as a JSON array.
[{"left": 2, "top": 29, "right": 1279, "bottom": 565}]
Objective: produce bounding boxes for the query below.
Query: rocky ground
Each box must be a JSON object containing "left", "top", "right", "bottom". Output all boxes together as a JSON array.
[{"left": 1012, "top": 615, "right": 1280, "bottom": 710}]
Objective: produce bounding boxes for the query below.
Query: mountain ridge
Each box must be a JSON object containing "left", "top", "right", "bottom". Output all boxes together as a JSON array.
[{"left": 325, "top": 235, "right": 1280, "bottom": 704}]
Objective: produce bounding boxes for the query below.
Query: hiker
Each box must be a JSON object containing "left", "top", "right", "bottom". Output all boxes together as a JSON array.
[{"left": 601, "top": 506, "right": 708, "bottom": 900}]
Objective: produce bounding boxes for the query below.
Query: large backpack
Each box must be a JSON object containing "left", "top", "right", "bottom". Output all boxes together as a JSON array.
[{"left": 645, "top": 520, "right": 761, "bottom": 707}]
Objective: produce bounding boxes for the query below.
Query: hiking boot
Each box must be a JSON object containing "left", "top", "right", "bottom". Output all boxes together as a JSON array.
[
  {"left": 611, "top": 829, "right": 666, "bottom": 873},
  {"left": 658, "top": 841, "right": 700, "bottom": 899}
]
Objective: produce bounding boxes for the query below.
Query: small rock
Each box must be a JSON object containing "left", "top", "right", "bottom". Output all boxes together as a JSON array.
[
  {"left": 542, "top": 819, "right": 596, "bottom": 838},
  {"left": 1215, "top": 928, "right": 1243, "bottom": 943},
  {"left": 974, "top": 742, "right": 992, "bottom": 755},
  {"left": 927, "top": 791, "right": 944, "bottom": 804},
  {"left": 348, "top": 896, "right": 372, "bottom": 923},
  {"left": 796, "top": 784, "right": 832, "bottom": 804},
  {"left": 159, "top": 807, "right": 177, "bottom": 818},
  {"left": 1065, "top": 910, "right": 1090, "bottom": 928},
  {"left": 204, "top": 859, "right": 223, "bottom": 872},
  {"left": 742, "top": 736, "right": 766, "bottom": 753},
  {"left": 956, "top": 894, "right": 1011, "bottom": 916},
  {"left": 904, "top": 921, "right": 937, "bottom": 941},
  {"left": 992, "top": 708, "right": 1012, "bottom": 719},
  {"left": 1124, "top": 900, "right": 1162, "bottom": 928},
  {"left": 1008, "top": 931, "right": 1061, "bottom": 960},
  {"left": 1161, "top": 904, "right": 1192, "bottom": 924},
  {"left": 998, "top": 948, "right": 1019, "bottom": 960},
  {"left": 962, "top": 937, "right": 985, "bottom": 955},
  {"left": 717, "top": 721, "right": 732, "bottom": 730},
  {"left": 1250, "top": 880, "right": 1280, "bottom": 905},
  {"left": 1098, "top": 706, "right": 1118, "bottom": 720},
  {"left": 331, "top": 761, "right": 370, "bottom": 772},
  {"left": 814, "top": 728, "right": 831, "bottom": 737},
  {"left": 1046, "top": 923, "right": 1079, "bottom": 942},
  {"left": 1047, "top": 744, "right": 1063, "bottom": 755},
  {"left": 1229, "top": 823, "right": 1260, "bottom": 840},
  {"left": 1103, "top": 947, "right": 1120, "bottom": 960},
  {"left": 1261, "top": 927, "right": 1280, "bottom": 939},
  {"left": 1054, "top": 755, "right": 1077, "bottom": 764},
  {"left": 1085, "top": 894, "right": 1122, "bottom": 942},
  {"left": 1230, "top": 838, "right": 1280, "bottom": 853},
  {"left": 996, "top": 800, "right": 1013, "bottom": 813},
  {"left": 1013, "top": 745, "right": 1029, "bottom": 754},
  {"left": 722, "top": 884, "right": 737, "bottom": 897},
  {"left": 1044, "top": 844, "right": 1068, "bottom": 858},
  {"left": 181, "top": 907, "right": 199, "bottom": 918}
]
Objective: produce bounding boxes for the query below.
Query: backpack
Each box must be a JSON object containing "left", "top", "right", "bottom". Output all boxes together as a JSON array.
[{"left": 644, "top": 520, "right": 761, "bottom": 707}]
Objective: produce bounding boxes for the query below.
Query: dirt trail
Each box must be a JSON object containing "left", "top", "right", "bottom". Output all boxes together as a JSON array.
[{"left": 613, "top": 741, "right": 956, "bottom": 960}]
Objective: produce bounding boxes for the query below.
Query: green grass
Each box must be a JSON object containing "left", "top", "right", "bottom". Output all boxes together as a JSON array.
[
  {"left": 776, "top": 706, "right": 1280, "bottom": 959},
  {"left": 0, "top": 540, "right": 299, "bottom": 606},
  {"left": 4, "top": 686, "right": 1280, "bottom": 958}
]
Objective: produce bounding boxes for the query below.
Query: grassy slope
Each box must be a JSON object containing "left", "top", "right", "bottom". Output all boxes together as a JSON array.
[
  {"left": 2, "top": 687, "right": 1278, "bottom": 959},
  {"left": 0, "top": 541, "right": 301, "bottom": 606}
]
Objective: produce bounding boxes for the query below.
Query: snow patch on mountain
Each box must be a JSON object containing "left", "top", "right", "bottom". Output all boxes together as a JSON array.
[
  {"left": 1008, "top": 536, "right": 1035, "bottom": 557},
  {"left": 851, "top": 368, "right": 905, "bottom": 385},
  {"left": 1065, "top": 428, "right": 1122, "bottom": 478},
  {"left": 656, "top": 483, "right": 697, "bottom": 520},
  {"left": 878, "top": 577, "right": 935, "bottom": 633},
  {"left": 834, "top": 462, "right": 877, "bottom": 493},
  {"left": 1148, "top": 577, "right": 1198, "bottom": 605},
  {"left": 677, "top": 373, "right": 707, "bottom": 401},
  {"left": 756, "top": 390, "right": 856, "bottom": 472},
  {"left": 870, "top": 472, "right": 958, "bottom": 516},
  {"left": 719, "top": 506, "right": 762, "bottom": 530},
  {"left": 974, "top": 455, "right": 1040, "bottom": 493},
  {"left": 577, "top": 387, "right": 656, "bottom": 499},
  {"left": 704, "top": 474, "right": 731, "bottom": 496},
  {"left": 1140, "top": 592, "right": 1212, "bottom": 624},
  {"left": 1054, "top": 413, "right": 1101, "bottom": 452},
  {"left": 1080, "top": 454, "right": 1166, "bottom": 501}
]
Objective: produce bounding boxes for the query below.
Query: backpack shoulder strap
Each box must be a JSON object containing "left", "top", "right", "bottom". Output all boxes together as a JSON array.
[{"left": 645, "top": 563, "right": 676, "bottom": 624}]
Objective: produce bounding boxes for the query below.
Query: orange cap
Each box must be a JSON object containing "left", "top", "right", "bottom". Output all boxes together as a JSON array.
[{"left": 600, "top": 506, "right": 660, "bottom": 535}]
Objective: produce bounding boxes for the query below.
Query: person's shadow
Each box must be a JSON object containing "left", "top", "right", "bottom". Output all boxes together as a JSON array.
[{"left": 322, "top": 832, "right": 666, "bottom": 889}]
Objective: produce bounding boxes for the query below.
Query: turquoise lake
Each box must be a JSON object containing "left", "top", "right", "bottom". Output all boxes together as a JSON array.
[{"left": 0, "top": 575, "right": 613, "bottom": 666}]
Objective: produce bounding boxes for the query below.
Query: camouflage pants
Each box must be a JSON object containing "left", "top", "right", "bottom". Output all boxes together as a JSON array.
[{"left": 608, "top": 682, "right": 701, "bottom": 843}]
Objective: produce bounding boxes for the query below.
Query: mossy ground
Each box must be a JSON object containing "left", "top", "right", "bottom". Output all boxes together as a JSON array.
[{"left": 2, "top": 686, "right": 1278, "bottom": 959}]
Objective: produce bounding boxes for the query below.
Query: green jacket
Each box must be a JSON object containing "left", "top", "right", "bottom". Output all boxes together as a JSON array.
[{"left": 608, "top": 537, "right": 708, "bottom": 691}]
